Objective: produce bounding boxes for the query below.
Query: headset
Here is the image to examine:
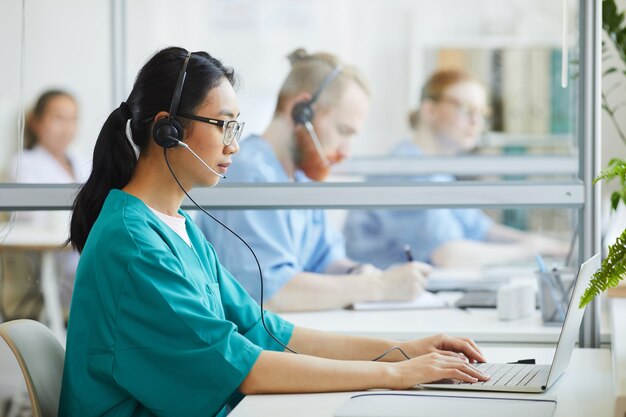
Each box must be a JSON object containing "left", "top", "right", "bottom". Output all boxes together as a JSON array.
[
  {"left": 290, "top": 64, "right": 343, "bottom": 166},
  {"left": 153, "top": 51, "right": 226, "bottom": 179},
  {"left": 152, "top": 51, "right": 192, "bottom": 149},
  {"left": 291, "top": 64, "right": 343, "bottom": 125}
]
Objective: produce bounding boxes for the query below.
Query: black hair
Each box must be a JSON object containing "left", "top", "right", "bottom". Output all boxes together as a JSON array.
[
  {"left": 25, "top": 89, "right": 76, "bottom": 149},
  {"left": 70, "top": 47, "right": 236, "bottom": 253}
]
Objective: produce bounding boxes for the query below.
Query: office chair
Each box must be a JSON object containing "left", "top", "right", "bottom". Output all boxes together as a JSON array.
[{"left": 0, "top": 319, "right": 64, "bottom": 417}]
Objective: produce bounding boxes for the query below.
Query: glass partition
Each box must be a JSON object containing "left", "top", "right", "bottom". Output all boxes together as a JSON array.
[
  {"left": 1, "top": 0, "right": 581, "bottom": 184},
  {"left": 0, "top": 0, "right": 600, "bottom": 345}
]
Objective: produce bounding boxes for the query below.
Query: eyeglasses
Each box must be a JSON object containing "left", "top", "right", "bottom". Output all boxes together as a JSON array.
[
  {"left": 177, "top": 113, "right": 245, "bottom": 145},
  {"left": 434, "top": 96, "right": 492, "bottom": 121}
]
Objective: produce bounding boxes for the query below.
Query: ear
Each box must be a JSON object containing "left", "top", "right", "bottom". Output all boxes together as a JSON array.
[
  {"left": 153, "top": 111, "right": 170, "bottom": 125},
  {"left": 286, "top": 92, "right": 314, "bottom": 114}
]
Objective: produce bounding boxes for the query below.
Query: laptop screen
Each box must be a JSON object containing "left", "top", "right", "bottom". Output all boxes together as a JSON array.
[{"left": 545, "top": 254, "right": 600, "bottom": 388}]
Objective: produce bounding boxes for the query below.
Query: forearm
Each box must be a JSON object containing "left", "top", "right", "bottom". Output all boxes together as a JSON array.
[
  {"left": 287, "top": 326, "right": 407, "bottom": 362},
  {"left": 239, "top": 350, "right": 394, "bottom": 394},
  {"left": 324, "top": 258, "right": 357, "bottom": 274},
  {"left": 264, "top": 272, "right": 383, "bottom": 312},
  {"left": 486, "top": 223, "right": 528, "bottom": 243}
]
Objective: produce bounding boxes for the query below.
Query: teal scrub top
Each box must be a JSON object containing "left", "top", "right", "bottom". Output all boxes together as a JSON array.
[{"left": 59, "top": 189, "right": 294, "bottom": 417}]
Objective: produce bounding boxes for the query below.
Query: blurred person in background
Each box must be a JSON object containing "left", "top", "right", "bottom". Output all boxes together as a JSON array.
[
  {"left": 2, "top": 89, "right": 90, "bottom": 320},
  {"left": 344, "top": 69, "right": 568, "bottom": 269},
  {"left": 197, "top": 49, "right": 431, "bottom": 312}
]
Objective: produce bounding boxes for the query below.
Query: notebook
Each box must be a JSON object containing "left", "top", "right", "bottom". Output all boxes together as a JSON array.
[
  {"left": 351, "top": 291, "right": 447, "bottom": 311},
  {"left": 420, "top": 254, "right": 600, "bottom": 393}
]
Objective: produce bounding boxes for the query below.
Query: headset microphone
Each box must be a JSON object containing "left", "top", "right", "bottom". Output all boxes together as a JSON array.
[
  {"left": 303, "top": 121, "right": 330, "bottom": 166},
  {"left": 176, "top": 140, "right": 226, "bottom": 179}
]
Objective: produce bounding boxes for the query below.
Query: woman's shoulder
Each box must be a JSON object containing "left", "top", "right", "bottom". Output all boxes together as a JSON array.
[
  {"left": 4, "top": 148, "right": 46, "bottom": 181},
  {"left": 89, "top": 190, "right": 166, "bottom": 252}
]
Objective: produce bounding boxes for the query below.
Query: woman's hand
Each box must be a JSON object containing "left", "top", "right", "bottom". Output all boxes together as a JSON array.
[
  {"left": 401, "top": 333, "right": 486, "bottom": 363},
  {"left": 388, "top": 352, "right": 489, "bottom": 389}
]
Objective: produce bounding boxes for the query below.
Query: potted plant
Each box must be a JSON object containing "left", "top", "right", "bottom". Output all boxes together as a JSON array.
[{"left": 580, "top": 0, "right": 626, "bottom": 307}]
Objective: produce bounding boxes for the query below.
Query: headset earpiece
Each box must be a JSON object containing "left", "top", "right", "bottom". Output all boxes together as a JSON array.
[
  {"left": 291, "top": 100, "right": 315, "bottom": 125},
  {"left": 153, "top": 117, "right": 183, "bottom": 148},
  {"left": 153, "top": 51, "right": 192, "bottom": 149},
  {"left": 291, "top": 64, "right": 343, "bottom": 126}
]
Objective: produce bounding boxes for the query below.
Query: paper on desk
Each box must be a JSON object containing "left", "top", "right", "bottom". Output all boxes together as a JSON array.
[{"left": 351, "top": 291, "right": 447, "bottom": 311}]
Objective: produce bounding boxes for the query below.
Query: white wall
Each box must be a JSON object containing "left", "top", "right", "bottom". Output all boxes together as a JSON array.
[
  {"left": 600, "top": 0, "right": 626, "bottom": 244},
  {"left": 0, "top": 0, "right": 112, "bottom": 176}
]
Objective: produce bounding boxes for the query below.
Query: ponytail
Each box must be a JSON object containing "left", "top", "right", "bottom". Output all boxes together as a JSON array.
[{"left": 70, "top": 105, "right": 138, "bottom": 253}]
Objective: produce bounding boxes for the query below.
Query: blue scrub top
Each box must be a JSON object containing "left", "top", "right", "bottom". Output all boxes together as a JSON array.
[
  {"left": 59, "top": 189, "right": 294, "bottom": 417},
  {"left": 196, "top": 135, "right": 346, "bottom": 303},
  {"left": 343, "top": 141, "right": 493, "bottom": 268}
]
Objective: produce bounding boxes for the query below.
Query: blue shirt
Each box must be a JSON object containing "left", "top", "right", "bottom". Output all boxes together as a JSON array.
[
  {"left": 343, "top": 141, "right": 493, "bottom": 268},
  {"left": 59, "top": 189, "right": 294, "bottom": 417},
  {"left": 196, "top": 135, "right": 346, "bottom": 303}
]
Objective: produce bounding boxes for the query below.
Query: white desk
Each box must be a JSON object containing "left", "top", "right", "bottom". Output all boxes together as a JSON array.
[
  {"left": 230, "top": 347, "right": 613, "bottom": 417},
  {"left": 281, "top": 306, "right": 611, "bottom": 346},
  {"left": 0, "top": 224, "right": 67, "bottom": 343}
]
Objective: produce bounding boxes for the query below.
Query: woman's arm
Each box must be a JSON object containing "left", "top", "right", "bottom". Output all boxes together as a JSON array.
[
  {"left": 240, "top": 348, "right": 487, "bottom": 394},
  {"left": 287, "top": 327, "right": 485, "bottom": 363}
]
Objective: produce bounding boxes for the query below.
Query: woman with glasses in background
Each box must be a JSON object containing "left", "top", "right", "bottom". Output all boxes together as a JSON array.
[{"left": 344, "top": 69, "right": 568, "bottom": 268}]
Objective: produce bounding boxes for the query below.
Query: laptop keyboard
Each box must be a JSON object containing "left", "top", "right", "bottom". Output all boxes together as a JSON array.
[{"left": 456, "top": 363, "right": 550, "bottom": 387}]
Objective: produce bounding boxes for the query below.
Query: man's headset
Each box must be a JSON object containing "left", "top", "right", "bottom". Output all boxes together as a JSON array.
[
  {"left": 152, "top": 51, "right": 192, "bottom": 149},
  {"left": 291, "top": 64, "right": 343, "bottom": 166}
]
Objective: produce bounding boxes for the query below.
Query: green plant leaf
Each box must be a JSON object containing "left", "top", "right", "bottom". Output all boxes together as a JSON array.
[
  {"left": 580, "top": 227, "right": 626, "bottom": 307},
  {"left": 594, "top": 159, "right": 626, "bottom": 183},
  {"left": 605, "top": 67, "right": 618, "bottom": 76},
  {"left": 613, "top": 191, "right": 622, "bottom": 210}
]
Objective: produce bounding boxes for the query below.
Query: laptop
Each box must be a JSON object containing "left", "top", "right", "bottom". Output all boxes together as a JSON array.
[{"left": 420, "top": 253, "right": 600, "bottom": 393}]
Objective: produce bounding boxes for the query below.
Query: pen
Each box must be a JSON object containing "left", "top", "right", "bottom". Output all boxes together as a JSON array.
[
  {"left": 404, "top": 244, "right": 414, "bottom": 262},
  {"left": 535, "top": 254, "right": 547, "bottom": 272}
]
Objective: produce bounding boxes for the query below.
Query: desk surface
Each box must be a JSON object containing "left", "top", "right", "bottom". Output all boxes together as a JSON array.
[
  {"left": 281, "top": 304, "right": 611, "bottom": 345},
  {"left": 230, "top": 347, "right": 612, "bottom": 417}
]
